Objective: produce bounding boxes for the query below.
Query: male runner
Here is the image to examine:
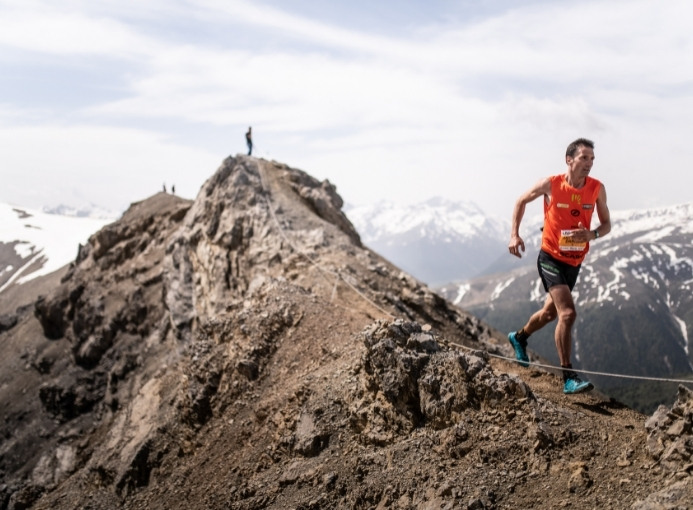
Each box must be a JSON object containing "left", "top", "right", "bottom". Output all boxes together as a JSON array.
[{"left": 507, "top": 138, "right": 611, "bottom": 394}]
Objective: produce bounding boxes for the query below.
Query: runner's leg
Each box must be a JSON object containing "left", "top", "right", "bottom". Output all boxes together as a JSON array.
[
  {"left": 547, "top": 284, "right": 576, "bottom": 367},
  {"left": 521, "top": 294, "right": 558, "bottom": 336}
]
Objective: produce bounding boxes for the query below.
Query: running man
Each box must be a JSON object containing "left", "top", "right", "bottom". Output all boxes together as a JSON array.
[{"left": 507, "top": 138, "right": 611, "bottom": 394}]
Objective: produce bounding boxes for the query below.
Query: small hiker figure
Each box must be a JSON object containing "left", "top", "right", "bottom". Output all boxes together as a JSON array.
[
  {"left": 163, "top": 183, "right": 167, "bottom": 193},
  {"left": 171, "top": 184, "right": 175, "bottom": 194},
  {"left": 245, "top": 126, "right": 253, "bottom": 156}
]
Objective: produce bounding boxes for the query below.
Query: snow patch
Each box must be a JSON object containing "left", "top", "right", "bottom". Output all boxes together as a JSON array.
[
  {"left": 453, "top": 283, "right": 470, "bottom": 305},
  {"left": 0, "top": 202, "right": 113, "bottom": 287},
  {"left": 530, "top": 278, "right": 544, "bottom": 303},
  {"left": 491, "top": 277, "right": 515, "bottom": 301},
  {"left": 673, "top": 315, "right": 690, "bottom": 356}
]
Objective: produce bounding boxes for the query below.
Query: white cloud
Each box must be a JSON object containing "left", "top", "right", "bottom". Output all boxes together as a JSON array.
[
  {"left": 188, "top": 0, "right": 418, "bottom": 57},
  {"left": 1, "top": 0, "right": 692, "bottom": 219},
  {"left": 0, "top": 123, "right": 219, "bottom": 211},
  {"left": 0, "top": 2, "right": 161, "bottom": 58}
]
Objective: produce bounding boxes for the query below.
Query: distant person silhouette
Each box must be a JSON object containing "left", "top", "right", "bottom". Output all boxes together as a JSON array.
[
  {"left": 246, "top": 127, "right": 253, "bottom": 156},
  {"left": 163, "top": 183, "right": 167, "bottom": 193},
  {"left": 172, "top": 184, "right": 175, "bottom": 194}
]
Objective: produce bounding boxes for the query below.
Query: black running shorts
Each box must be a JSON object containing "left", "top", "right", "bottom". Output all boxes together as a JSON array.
[{"left": 537, "top": 250, "right": 581, "bottom": 292}]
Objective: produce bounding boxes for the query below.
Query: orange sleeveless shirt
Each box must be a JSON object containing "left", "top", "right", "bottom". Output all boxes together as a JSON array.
[{"left": 541, "top": 174, "right": 601, "bottom": 266}]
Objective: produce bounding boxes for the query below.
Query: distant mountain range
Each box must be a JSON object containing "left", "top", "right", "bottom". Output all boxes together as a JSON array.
[{"left": 346, "top": 197, "right": 507, "bottom": 285}]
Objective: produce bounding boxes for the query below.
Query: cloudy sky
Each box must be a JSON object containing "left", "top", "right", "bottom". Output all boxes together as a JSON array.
[{"left": 1, "top": 0, "right": 692, "bottom": 220}]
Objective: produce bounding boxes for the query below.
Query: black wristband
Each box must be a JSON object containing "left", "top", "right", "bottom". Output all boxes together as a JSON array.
[{"left": 593, "top": 229, "right": 599, "bottom": 239}]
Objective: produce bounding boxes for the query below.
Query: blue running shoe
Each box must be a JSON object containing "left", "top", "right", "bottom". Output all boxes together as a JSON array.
[
  {"left": 508, "top": 332, "right": 529, "bottom": 367},
  {"left": 563, "top": 376, "right": 594, "bottom": 394}
]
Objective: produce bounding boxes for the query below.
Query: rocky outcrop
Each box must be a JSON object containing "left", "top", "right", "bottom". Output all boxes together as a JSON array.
[
  {"left": 2, "top": 192, "right": 192, "bottom": 509},
  {"left": 163, "top": 156, "right": 362, "bottom": 339},
  {"left": 356, "top": 320, "right": 532, "bottom": 435},
  {"left": 0, "top": 311, "right": 18, "bottom": 333},
  {"left": 645, "top": 385, "right": 693, "bottom": 473}
]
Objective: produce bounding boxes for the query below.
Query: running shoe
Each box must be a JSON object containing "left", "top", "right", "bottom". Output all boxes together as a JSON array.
[
  {"left": 507, "top": 331, "right": 529, "bottom": 367},
  {"left": 563, "top": 376, "right": 594, "bottom": 394}
]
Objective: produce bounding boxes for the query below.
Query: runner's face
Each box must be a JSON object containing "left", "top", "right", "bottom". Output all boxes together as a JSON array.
[{"left": 567, "top": 146, "right": 594, "bottom": 178}]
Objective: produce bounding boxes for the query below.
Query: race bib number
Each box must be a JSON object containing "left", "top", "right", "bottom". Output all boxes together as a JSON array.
[{"left": 558, "top": 229, "right": 586, "bottom": 252}]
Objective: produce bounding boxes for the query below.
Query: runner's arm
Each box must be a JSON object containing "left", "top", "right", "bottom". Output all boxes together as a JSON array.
[
  {"left": 592, "top": 184, "right": 611, "bottom": 240},
  {"left": 509, "top": 177, "right": 551, "bottom": 258}
]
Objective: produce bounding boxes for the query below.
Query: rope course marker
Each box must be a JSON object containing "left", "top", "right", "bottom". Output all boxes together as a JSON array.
[
  {"left": 447, "top": 339, "right": 693, "bottom": 386},
  {"left": 255, "top": 159, "right": 395, "bottom": 319}
]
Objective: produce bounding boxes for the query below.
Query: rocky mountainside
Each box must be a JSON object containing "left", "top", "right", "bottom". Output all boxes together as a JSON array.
[
  {"left": 347, "top": 198, "right": 506, "bottom": 285},
  {"left": 437, "top": 203, "right": 693, "bottom": 413},
  {"left": 1, "top": 156, "right": 693, "bottom": 509}
]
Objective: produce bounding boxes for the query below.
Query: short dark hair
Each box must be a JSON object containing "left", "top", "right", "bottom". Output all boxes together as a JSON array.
[{"left": 566, "top": 138, "right": 594, "bottom": 158}]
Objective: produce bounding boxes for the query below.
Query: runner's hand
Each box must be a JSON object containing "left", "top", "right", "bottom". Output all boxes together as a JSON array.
[
  {"left": 566, "top": 222, "right": 591, "bottom": 243},
  {"left": 508, "top": 235, "right": 525, "bottom": 258}
]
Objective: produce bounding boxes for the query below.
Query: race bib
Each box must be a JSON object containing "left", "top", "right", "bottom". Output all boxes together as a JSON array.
[{"left": 558, "top": 229, "right": 586, "bottom": 252}]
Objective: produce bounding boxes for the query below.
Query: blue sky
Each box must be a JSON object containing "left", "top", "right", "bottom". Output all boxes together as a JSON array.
[{"left": 1, "top": 0, "right": 692, "bottom": 220}]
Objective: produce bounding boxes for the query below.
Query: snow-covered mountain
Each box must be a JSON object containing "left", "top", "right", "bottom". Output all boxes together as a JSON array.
[
  {"left": 346, "top": 197, "right": 507, "bottom": 285},
  {"left": 0, "top": 202, "right": 114, "bottom": 294},
  {"left": 437, "top": 201, "right": 693, "bottom": 411}
]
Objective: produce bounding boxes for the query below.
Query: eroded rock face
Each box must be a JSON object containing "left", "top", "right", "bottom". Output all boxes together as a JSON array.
[
  {"left": 163, "top": 156, "right": 362, "bottom": 338},
  {"left": 631, "top": 480, "right": 692, "bottom": 510},
  {"left": 33, "top": 193, "right": 192, "bottom": 368},
  {"left": 645, "top": 385, "right": 693, "bottom": 472},
  {"left": 0, "top": 312, "right": 18, "bottom": 333},
  {"left": 352, "top": 320, "right": 533, "bottom": 443},
  {"left": 2, "top": 192, "right": 193, "bottom": 508},
  {"left": 0, "top": 156, "right": 373, "bottom": 508}
]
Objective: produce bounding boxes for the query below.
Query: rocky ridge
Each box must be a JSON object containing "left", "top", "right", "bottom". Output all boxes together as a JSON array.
[{"left": 0, "top": 155, "right": 692, "bottom": 509}]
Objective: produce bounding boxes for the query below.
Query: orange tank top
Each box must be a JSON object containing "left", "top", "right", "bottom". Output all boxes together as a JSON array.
[{"left": 541, "top": 174, "right": 601, "bottom": 266}]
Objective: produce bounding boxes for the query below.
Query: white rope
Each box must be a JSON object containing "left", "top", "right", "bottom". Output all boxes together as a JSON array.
[
  {"left": 448, "top": 339, "right": 693, "bottom": 385},
  {"left": 254, "top": 159, "right": 395, "bottom": 319}
]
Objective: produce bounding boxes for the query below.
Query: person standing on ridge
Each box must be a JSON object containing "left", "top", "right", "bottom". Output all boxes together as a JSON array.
[
  {"left": 507, "top": 138, "right": 611, "bottom": 394},
  {"left": 246, "top": 127, "right": 253, "bottom": 156}
]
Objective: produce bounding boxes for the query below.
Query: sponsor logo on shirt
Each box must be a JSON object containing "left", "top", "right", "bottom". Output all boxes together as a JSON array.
[
  {"left": 557, "top": 203, "right": 569, "bottom": 208},
  {"left": 582, "top": 204, "right": 594, "bottom": 209}
]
